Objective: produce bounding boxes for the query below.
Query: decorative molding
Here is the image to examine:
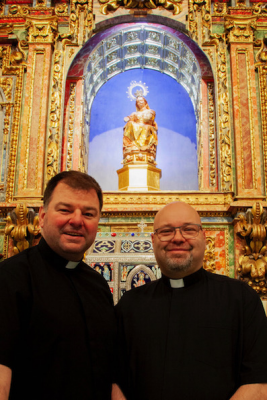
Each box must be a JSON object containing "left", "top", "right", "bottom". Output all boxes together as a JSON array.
[
  {"left": 102, "top": 191, "right": 234, "bottom": 212},
  {"left": 235, "top": 48, "right": 256, "bottom": 190},
  {"left": 23, "top": 49, "right": 46, "bottom": 191}
]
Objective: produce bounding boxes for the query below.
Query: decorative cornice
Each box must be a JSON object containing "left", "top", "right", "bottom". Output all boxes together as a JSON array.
[
  {"left": 25, "top": 16, "right": 58, "bottom": 44},
  {"left": 225, "top": 15, "right": 257, "bottom": 43},
  {"left": 98, "top": 0, "right": 182, "bottom": 16},
  {"left": 102, "top": 191, "right": 234, "bottom": 212}
]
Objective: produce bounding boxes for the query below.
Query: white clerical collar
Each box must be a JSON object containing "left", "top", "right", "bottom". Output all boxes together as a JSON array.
[
  {"left": 65, "top": 261, "right": 79, "bottom": 269},
  {"left": 170, "top": 278, "right": 185, "bottom": 288}
]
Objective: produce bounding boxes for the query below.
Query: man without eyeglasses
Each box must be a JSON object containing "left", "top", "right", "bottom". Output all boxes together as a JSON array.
[
  {"left": 116, "top": 201, "right": 267, "bottom": 400},
  {"left": 0, "top": 171, "right": 124, "bottom": 400}
]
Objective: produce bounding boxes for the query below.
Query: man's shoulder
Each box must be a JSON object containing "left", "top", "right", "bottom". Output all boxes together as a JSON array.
[
  {"left": 0, "top": 246, "right": 38, "bottom": 273},
  {"left": 203, "top": 269, "right": 261, "bottom": 299}
]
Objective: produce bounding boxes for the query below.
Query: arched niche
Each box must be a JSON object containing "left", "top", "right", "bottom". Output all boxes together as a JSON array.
[{"left": 63, "top": 19, "right": 216, "bottom": 191}]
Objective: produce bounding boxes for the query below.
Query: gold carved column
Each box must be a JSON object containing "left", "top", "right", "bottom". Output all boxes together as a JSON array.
[
  {"left": 15, "top": 16, "right": 58, "bottom": 202},
  {"left": 225, "top": 15, "right": 264, "bottom": 200}
]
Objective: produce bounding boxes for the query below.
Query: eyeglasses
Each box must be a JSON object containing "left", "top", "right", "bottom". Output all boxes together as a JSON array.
[{"left": 154, "top": 224, "right": 202, "bottom": 242}]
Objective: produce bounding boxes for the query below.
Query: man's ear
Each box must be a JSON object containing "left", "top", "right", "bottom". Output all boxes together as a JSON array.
[
  {"left": 151, "top": 232, "right": 155, "bottom": 246},
  {"left": 39, "top": 206, "right": 46, "bottom": 229}
]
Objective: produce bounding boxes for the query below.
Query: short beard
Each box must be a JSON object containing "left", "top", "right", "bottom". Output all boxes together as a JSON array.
[{"left": 165, "top": 253, "right": 193, "bottom": 273}]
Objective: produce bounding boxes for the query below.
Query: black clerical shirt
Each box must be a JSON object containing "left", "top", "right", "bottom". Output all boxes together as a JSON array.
[
  {"left": 116, "top": 268, "right": 267, "bottom": 400},
  {"left": 0, "top": 238, "right": 117, "bottom": 400}
]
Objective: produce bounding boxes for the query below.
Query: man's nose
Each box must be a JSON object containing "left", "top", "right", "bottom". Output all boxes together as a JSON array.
[
  {"left": 171, "top": 228, "right": 186, "bottom": 242},
  {"left": 69, "top": 210, "right": 83, "bottom": 226}
]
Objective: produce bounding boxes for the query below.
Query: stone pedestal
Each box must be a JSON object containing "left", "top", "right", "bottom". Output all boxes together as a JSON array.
[{"left": 117, "top": 163, "right": 161, "bottom": 191}]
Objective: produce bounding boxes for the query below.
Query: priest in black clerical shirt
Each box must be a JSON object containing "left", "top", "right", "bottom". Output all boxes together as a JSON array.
[
  {"left": 0, "top": 171, "right": 125, "bottom": 400},
  {"left": 116, "top": 201, "right": 267, "bottom": 400}
]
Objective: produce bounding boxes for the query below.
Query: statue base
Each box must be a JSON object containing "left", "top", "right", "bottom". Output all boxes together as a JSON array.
[{"left": 117, "top": 163, "right": 161, "bottom": 191}]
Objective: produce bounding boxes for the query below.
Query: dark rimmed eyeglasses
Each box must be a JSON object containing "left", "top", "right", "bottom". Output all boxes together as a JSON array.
[{"left": 154, "top": 224, "right": 202, "bottom": 242}]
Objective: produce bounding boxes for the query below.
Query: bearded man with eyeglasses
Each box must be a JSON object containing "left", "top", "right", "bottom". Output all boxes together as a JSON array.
[{"left": 116, "top": 201, "right": 267, "bottom": 400}]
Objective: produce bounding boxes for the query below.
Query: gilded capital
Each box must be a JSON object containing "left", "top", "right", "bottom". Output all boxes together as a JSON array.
[
  {"left": 225, "top": 16, "right": 257, "bottom": 43},
  {"left": 25, "top": 16, "right": 58, "bottom": 44}
]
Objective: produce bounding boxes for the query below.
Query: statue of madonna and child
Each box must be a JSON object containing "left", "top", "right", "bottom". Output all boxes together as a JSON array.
[{"left": 123, "top": 95, "right": 158, "bottom": 165}]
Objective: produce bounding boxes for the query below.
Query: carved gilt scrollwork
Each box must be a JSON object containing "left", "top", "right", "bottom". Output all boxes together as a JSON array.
[
  {"left": 237, "top": 202, "right": 267, "bottom": 295},
  {"left": 207, "top": 83, "right": 216, "bottom": 187},
  {"left": 213, "top": 2, "right": 227, "bottom": 16},
  {"left": 63, "top": 0, "right": 94, "bottom": 45},
  {"left": 203, "top": 34, "right": 233, "bottom": 191},
  {"left": 46, "top": 50, "right": 63, "bottom": 183},
  {"left": 8, "top": 5, "right": 30, "bottom": 17},
  {"left": 55, "top": 4, "right": 69, "bottom": 16},
  {"left": 188, "top": 0, "right": 212, "bottom": 45},
  {"left": 98, "top": 0, "right": 182, "bottom": 15},
  {"left": 4, "top": 203, "right": 40, "bottom": 255},
  {"left": 255, "top": 39, "right": 267, "bottom": 193},
  {"left": 203, "top": 236, "right": 216, "bottom": 272},
  {"left": 67, "top": 83, "right": 76, "bottom": 171},
  {"left": 0, "top": 76, "right": 13, "bottom": 151},
  {"left": 252, "top": 2, "right": 267, "bottom": 15},
  {"left": 0, "top": 46, "right": 25, "bottom": 202},
  {"left": 213, "top": 36, "right": 233, "bottom": 192}
]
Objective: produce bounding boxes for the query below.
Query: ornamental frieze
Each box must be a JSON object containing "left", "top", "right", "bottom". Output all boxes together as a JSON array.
[{"left": 98, "top": 0, "right": 182, "bottom": 15}]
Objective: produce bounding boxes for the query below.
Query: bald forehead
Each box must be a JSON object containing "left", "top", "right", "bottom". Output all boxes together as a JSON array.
[{"left": 154, "top": 202, "right": 201, "bottom": 229}]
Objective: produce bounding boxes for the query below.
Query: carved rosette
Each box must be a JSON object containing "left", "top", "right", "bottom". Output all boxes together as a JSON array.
[
  {"left": 225, "top": 16, "right": 257, "bottom": 44},
  {"left": 236, "top": 202, "right": 267, "bottom": 296}
]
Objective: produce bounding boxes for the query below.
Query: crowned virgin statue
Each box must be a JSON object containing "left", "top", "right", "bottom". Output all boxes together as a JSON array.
[{"left": 123, "top": 95, "right": 158, "bottom": 165}]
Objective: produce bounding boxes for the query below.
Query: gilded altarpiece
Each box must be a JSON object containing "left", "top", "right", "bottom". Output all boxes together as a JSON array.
[{"left": 0, "top": 0, "right": 267, "bottom": 313}]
